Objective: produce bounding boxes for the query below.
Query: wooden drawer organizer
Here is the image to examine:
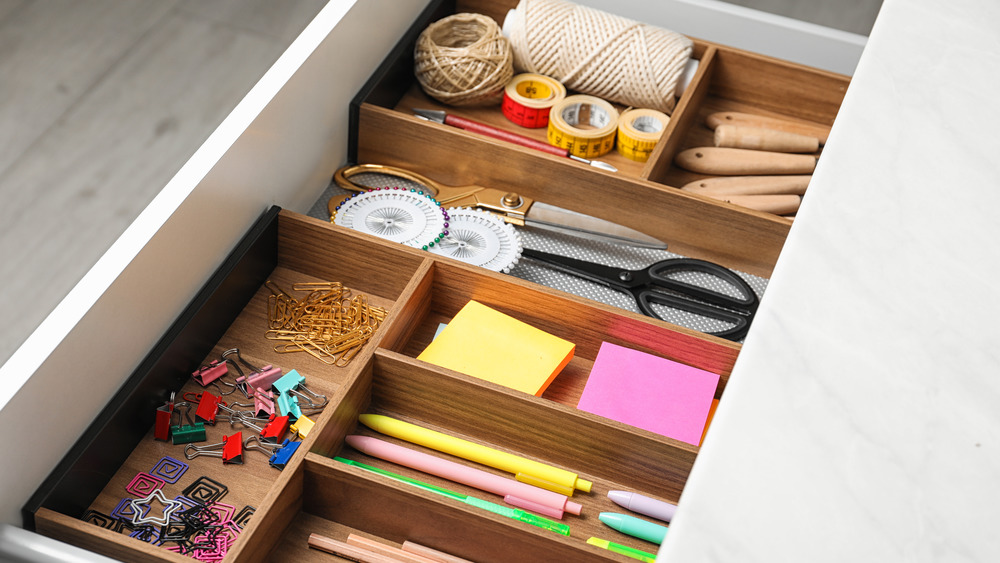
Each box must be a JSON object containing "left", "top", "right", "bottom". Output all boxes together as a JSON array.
[
  {"left": 28, "top": 210, "right": 737, "bottom": 562},
  {"left": 353, "top": 0, "right": 848, "bottom": 279},
  {"left": 25, "top": 1, "right": 849, "bottom": 561}
]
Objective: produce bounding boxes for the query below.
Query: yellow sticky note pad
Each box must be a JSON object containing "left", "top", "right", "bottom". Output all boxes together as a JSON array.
[{"left": 417, "top": 300, "right": 575, "bottom": 396}]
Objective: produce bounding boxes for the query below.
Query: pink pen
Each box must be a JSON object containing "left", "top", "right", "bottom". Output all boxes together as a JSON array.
[{"left": 345, "top": 435, "right": 582, "bottom": 519}]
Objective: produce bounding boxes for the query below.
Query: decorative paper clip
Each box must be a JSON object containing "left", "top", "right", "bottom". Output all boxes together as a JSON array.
[
  {"left": 154, "top": 392, "right": 175, "bottom": 442},
  {"left": 184, "top": 432, "right": 244, "bottom": 464},
  {"left": 170, "top": 402, "right": 206, "bottom": 445}
]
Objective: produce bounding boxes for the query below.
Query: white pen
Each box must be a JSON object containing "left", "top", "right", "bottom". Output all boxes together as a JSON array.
[{"left": 607, "top": 490, "right": 677, "bottom": 523}]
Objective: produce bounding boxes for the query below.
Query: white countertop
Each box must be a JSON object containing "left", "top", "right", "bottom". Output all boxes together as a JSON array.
[{"left": 659, "top": 0, "right": 1000, "bottom": 560}]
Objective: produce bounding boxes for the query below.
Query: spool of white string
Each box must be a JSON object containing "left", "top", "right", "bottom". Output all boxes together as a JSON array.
[{"left": 504, "top": 0, "right": 693, "bottom": 114}]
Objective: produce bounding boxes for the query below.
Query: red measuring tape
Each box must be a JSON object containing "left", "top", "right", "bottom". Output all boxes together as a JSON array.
[{"left": 501, "top": 73, "right": 566, "bottom": 129}]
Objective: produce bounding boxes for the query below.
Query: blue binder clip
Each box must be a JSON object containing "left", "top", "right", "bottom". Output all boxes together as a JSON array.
[
  {"left": 243, "top": 435, "right": 300, "bottom": 470},
  {"left": 268, "top": 439, "right": 301, "bottom": 470}
]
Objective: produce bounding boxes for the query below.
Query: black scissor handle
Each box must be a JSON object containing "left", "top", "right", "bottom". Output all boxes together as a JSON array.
[{"left": 638, "top": 258, "right": 759, "bottom": 341}]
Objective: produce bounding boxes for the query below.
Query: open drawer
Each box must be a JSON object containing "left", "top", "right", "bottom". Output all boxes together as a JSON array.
[{"left": 26, "top": 209, "right": 739, "bottom": 561}]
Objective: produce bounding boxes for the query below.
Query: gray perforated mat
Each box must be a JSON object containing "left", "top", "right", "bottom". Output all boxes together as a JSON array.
[{"left": 308, "top": 175, "right": 767, "bottom": 341}]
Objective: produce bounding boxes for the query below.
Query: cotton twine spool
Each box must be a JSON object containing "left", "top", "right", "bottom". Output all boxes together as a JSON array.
[
  {"left": 414, "top": 13, "right": 514, "bottom": 106},
  {"left": 504, "top": 0, "right": 693, "bottom": 114}
]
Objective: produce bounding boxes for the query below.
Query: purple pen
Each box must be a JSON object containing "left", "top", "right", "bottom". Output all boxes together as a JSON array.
[{"left": 607, "top": 490, "right": 677, "bottom": 523}]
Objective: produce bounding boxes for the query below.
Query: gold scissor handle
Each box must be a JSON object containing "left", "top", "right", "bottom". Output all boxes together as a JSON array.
[{"left": 329, "top": 164, "right": 532, "bottom": 225}]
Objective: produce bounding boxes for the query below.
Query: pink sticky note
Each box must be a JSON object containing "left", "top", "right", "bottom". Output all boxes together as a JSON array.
[{"left": 576, "top": 342, "right": 720, "bottom": 445}]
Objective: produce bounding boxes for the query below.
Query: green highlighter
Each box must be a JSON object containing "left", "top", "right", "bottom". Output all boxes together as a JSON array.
[
  {"left": 333, "top": 457, "right": 570, "bottom": 536},
  {"left": 587, "top": 537, "right": 657, "bottom": 562}
]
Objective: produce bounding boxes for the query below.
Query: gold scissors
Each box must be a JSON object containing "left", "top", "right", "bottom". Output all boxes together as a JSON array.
[{"left": 329, "top": 164, "right": 667, "bottom": 249}]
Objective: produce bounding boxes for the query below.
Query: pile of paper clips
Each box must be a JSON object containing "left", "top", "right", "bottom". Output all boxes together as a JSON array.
[
  {"left": 264, "top": 280, "right": 388, "bottom": 366},
  {"left": 83, "top": 462, "right": 255, "bottom": 560},
  {"left": 155, "top": 348, "right": 328, "bottom": 471}
]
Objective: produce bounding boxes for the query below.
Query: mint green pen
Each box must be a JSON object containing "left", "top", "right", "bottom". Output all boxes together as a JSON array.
[
  {"left": 333, "top": 457, "right": 570, "bottom": 536},
  {"left": 599, "top": 512, "right": 668, "bottom": 544},
  {"left": 587, "top": 537, "right": 657, "bottom": 562}
]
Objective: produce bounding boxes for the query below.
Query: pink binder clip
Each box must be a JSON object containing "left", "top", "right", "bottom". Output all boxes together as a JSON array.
[
  {"left": 253, "top": 390, "right": 275, "bottom": 418},
  {"left": 192, "top": 360, "right": 228, "bottom": 387}
]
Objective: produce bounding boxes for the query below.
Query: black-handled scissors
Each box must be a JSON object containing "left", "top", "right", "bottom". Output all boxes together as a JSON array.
[{"left": 520, "top": 248, "right": 759, "bottom": 341}]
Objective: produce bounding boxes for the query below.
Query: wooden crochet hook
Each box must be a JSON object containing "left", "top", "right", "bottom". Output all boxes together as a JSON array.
[
  {"left": 705, "top": 194, "right": 801, "bottom": 215},
  {"left": 675, "top": 147, "right": 816, "bottom": 175},
  {"left": 681, "top": 175, "right": 811, "bottom": 195},
  {"left": 706, "top": 111, "right": 831, "bottom": 144},
  {"left": 714, "top": 125, "right": 820, "bottom": 153}
]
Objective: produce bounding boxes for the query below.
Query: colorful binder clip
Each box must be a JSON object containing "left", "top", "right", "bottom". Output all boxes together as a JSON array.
[
  {"left": 244, "top": 436, "right": 300, "bottom": 470},
  {"left": 260, "top": 415, "right": 291, "bottom": 443},
  {"left": 269, "top": 439, "right": 301, "bottom": 470},
  {"left": 192, "top": 392, "right": 224, "bottom": 425},
  {"left": 184, "top": 432, "right": 244, "bottom": 464},
  {"left": 222, "top": 348, "right": 283, "bottom": 395},
  {"left": 154, "top": 393, "right": 175, "bottom": 441},
  {"left": 272, "top": 369, "right": 327, "bottom": 421},
  {"left": 289, "top": 415, "right": 315, "bottom": 439},
  {"left": 276, "top": 391, "right": 302, "bottom": 420},
  {"left": 192, "top": 360, "right": 229, "bottom": 387},
  {"left": 170, "top": 402, "right": 206, "bottom": 445}
]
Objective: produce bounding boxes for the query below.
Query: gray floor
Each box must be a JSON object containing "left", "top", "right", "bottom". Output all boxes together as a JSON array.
[{"left": 0, "top": 0, "right": 881, "bottom": 368}]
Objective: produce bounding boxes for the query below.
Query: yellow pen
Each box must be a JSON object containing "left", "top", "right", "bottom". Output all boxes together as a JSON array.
[{"left": 358, "top": 414, "right": 592, "bottom": 496}]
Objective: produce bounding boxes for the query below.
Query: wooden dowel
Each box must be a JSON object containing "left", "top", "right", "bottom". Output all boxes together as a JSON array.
[
  {"left": 681, "top": 175, "right": 810, "bottom": 196},
  {"left": 308, "top": 533, "right": 407, "bottom": 563},
  {"left": 346, "top": 534, "right": 441, "bottom": 563},
  {"left": 401, "top": 541, "right": 477, "bottom": 563}
]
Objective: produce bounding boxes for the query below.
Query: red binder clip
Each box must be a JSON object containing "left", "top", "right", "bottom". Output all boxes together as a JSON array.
[
  {"left": 154, "top": 393, "right": 175, "bottom": 442},
  {"left": 190, "top": 392, "right": 223, "bottom": 425},
  {"left": 260, "top": 415, "right": 290, "bottom": 443},
  {"left": 184, "top": 432, "right": 244, "bottom": 464}
]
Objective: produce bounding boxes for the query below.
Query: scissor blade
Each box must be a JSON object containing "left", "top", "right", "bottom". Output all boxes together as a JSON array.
[{"left": 525, "top": 202, "right": 668, "bottom": 250}]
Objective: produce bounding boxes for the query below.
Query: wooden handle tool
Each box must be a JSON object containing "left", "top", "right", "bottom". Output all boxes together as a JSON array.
[
  {"left": 706, "top": 111, "right": 831, "bottom": 144},
  {"left": 714, "top": 125, "right": 820, "bottom": 153},
  {"left": 708, "top": 194, "right": 801, "bottom": 215},
  {"left": 675, "top": 147, "right": 816, "bottom": 175},
  {"left": 681, "top": 175, "right": 811, "bottom": 195}
]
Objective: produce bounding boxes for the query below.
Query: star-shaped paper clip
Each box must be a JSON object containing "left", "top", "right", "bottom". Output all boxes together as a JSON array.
[{"left": 130, "top": 488, "right": 183, "bottom": 527}]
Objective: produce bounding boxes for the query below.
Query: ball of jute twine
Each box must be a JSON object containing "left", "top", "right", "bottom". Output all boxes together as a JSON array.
[
  {"left": 506, "top": 0, "right": 693, "bottom": 114},
  {"left": 414, "top": 13, "right": 514, "bottom": 106}
]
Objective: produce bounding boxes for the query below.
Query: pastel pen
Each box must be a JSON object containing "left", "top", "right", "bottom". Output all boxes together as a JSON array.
[
  {"left": 598, "top": 512, "right": 669, "bottom": 544},
  {"left": 586, "top": 537, "right": 657, "bottom": 563},
  {"left": 607, "top": 490, "right": 677, "bottom": 523},
  {"left": 359, "top": 414, "right": 592, "bottom": 496},
  {"left": 345, "top": 435, "right": 582, "bottom": 519},
  {"left": 333, "top": 457, "right": 570, "bottom": 536}
]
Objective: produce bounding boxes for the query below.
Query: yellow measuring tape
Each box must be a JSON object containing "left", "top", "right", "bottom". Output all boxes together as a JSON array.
[
  {"left": 616, "top": 108, "right": 670, "bottom": 162},
  {"left": 501, "top": 74, "right": 566, "bottom": 129},
  {"left": 547, "top": 95, "right": 619, "bottom": 159}
]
